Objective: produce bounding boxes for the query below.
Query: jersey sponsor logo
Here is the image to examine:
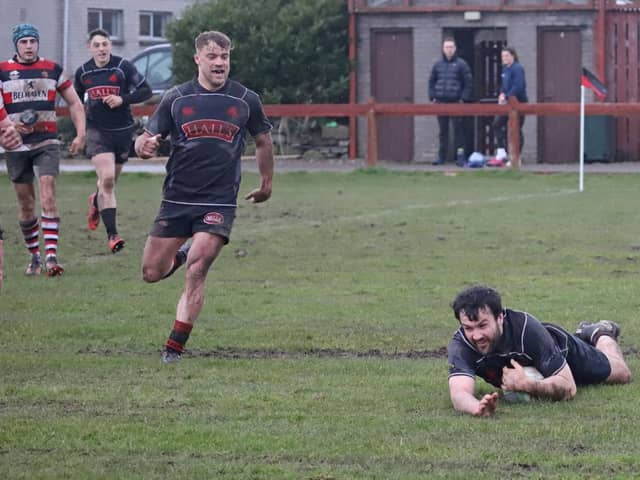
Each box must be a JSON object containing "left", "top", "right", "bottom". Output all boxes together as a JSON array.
[
  {"left": 87, "top": 86, "right": 120, "bottom": 99},
  {"left": 203, "top": 212, "right": 224, "bottom": 225},
  {"left": 181, "top": 119, "right": 240, "bottom": 142},
  {"left": 12, "top": 81, "right": 48, "bottom": 102},
  {"left": 9, "top": 70, "right": 19, "bottom": 81}
]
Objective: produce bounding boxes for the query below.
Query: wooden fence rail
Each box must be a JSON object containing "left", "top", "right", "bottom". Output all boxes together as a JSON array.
[{"left": 57, "top": 99, "right": 640, "bottom": 169}]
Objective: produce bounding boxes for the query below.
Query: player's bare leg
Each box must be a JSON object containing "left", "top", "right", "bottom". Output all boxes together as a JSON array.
[
  {"left": 596, "top": 336, "right": 632, "bottom": 384},
  {"left": 176, "top": 231, "right": 225, "bottom": 324},
  {"left": 142, "top": 235, "right": 190, "bottom": 283},
  {"left": 92, "top": 153, "right": 125, "bottom": 252},
  {"left": 160, "top": 232, "right": 224, "bottom": 363}
]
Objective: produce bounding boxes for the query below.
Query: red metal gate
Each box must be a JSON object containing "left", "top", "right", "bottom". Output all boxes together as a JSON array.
[{"left": 606, "top": 9, "right": 640, "bottom": 161}]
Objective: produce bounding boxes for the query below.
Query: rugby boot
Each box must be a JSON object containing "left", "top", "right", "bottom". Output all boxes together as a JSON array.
[
  {"left": 575, "top": 320, "right": 620, "bottom": 346},
  {"left": 108, "top": 234, "right": 125, "bottom": 253},
  {"left": 161, "top": 349, "right": 182, "bottom": 364},
  {"left": 45, "top": 256, "right": 64, "bottom": 277},
  {"left": 87, "top": 193, "right": 100, "bottom": 231},
  {"left": 25, "top": 253, "right": 42, "bottom": 276}
]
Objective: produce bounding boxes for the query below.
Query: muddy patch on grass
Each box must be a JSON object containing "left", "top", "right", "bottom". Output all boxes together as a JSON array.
[{"left": 77, "top": 346, "right": 448, "bottom": 360}]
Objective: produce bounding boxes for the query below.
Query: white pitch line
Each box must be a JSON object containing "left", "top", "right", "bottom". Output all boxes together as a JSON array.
[{"left": 242, "top": 188, "right": 578, "bottom": 235}]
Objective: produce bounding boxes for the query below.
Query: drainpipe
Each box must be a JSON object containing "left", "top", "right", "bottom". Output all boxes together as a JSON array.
[
  {"left": 348, "top": 0, "right": 358, "bottom": 159},
  {"left": 596, "top": 0, "right": 606, "bottom": 92},
  {"left": 63, "top": 0, "right": 70, "bottom": 71}
]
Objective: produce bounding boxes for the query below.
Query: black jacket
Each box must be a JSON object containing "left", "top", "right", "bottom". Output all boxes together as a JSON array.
[{"left": 429, "top": 54, "right": 473, "bottom": 103}]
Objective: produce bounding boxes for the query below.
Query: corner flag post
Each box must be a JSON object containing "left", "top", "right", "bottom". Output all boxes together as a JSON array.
[
  {"left": 579, "top": 68, "right": 608, "bottom": 193},
  {"left": 579, "top": 84, "right": 585, "bottom": 192}
]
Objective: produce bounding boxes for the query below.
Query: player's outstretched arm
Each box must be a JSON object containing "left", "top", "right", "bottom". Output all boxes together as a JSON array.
[
  {"left": 501, "top": 360, "right": 576, "bottom": 401},
  {"left": 449, "top": 376, "right": 498, "bottom": 417},
  {"left": 245, "top": 132, "right": 273, "bottom": 203}
]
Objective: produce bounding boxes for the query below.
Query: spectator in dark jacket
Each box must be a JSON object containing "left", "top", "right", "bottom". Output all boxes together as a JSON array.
[
  {"left": 492, "top": 46, "right": 528, "bottom": 165},
  {"left": 429, "top": 38, "right": 473, "bottom": 165}
]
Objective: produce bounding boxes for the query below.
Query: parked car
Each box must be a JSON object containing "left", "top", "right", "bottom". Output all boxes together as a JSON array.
[
  {"left": 129, "top": 44, "right": 174, "bottom": 156},
  {"left": 131, "top": 43, "right": 174, "bottom": 95}
]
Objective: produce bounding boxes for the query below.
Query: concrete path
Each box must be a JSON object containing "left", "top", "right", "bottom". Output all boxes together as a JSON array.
[{"left": 2, "top": 156, "right": 640, "bottom": 174}]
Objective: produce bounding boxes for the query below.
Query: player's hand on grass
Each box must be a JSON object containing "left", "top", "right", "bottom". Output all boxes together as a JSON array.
[
  {"left": 244, "top": 187, "right": 271, "bottom": 203},
  {"left": 473, "top": 392, "right": 499, "bottom": 417}
]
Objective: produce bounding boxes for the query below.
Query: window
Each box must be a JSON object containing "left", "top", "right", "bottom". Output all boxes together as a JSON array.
[
  {"left": 88, "top": 9, "right": 123, "bottom": 40},
  {"left": 139, "top": 12, "right": 172, "bottom": 40}
]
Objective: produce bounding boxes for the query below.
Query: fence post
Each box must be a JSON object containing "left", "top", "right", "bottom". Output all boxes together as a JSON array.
[
  {"left": 366, "top": 97, "right": 378, "bottom": 167},
  {"left": 507, "top": 97, "right": 521, "bottom": 170}
]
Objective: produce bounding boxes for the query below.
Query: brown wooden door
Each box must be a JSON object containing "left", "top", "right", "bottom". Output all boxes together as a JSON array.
[
  {"left": 606, "top": 11, "right": 640, "bottom": 161},
  {"left": 538, "top": 29, "right": 581, "bottom": 163},
  {"left": 371, "top": 29, "right": 414, "bottom": 162}
]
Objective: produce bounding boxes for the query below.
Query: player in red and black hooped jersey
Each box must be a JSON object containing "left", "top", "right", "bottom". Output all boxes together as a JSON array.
[
  {"left": 135, "top": 31, "right": 274, "bottom": 364},
  {"left": 447, "top": 285, "right": 631, "bottom": 417},
  {"left": 0, "top": 23, "right": 86, "bottom": 277},
  {"left": 74, "top": 29, "right": 152, "bottom": 254}
]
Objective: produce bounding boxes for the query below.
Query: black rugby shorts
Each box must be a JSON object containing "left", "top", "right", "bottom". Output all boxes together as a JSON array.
[
  {"left": 6, "top": 144, "right": 60, "bottom": 183},
  {"left": 86, "top": 127, "right": 133, "bottom": 164},
  {"left": 149, "top": 202, "right": 236, "bottom": 244}
]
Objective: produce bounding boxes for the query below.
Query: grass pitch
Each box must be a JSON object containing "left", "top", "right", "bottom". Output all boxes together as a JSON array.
[{"left": 1, "top": 167, "right": 639, "bottom": 478}]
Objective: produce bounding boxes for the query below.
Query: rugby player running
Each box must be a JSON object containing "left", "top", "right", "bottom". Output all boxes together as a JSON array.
[
  {"left": 135, "top": 31, "right": 274, "bottom": 363},
  {"left": 0, "top": 23, "right": 85, "bottom": 276},
  {"left": 75, "top": 29, "right": 152, "bottom": 253}
]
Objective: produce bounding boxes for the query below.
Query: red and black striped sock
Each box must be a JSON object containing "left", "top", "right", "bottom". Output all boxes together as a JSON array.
[
  {"left": 19, "top": 217, "right": 40, "bottom": 255},
  {"left": 41, "top": 215, "right": 60, "bottom": 262},
  {"left": 165, "top": 320, "right": 193, "bottom": 353}
]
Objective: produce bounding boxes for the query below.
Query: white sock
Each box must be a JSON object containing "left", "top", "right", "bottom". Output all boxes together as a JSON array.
[{"left": 496, "top": 148, "right": 507, "bottom": 160}]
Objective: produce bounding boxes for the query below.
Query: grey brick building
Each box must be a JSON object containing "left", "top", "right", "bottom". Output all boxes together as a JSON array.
[{"left": 351, "top": 1, "right": 612, "bottom": 164}]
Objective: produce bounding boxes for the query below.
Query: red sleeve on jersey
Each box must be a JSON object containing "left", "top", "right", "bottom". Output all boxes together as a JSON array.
[{"left": 57, "top": 78, "right": 72, "bottom": 92}]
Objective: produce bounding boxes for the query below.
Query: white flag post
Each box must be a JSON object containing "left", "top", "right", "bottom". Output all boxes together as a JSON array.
[{"left": 579, "top": 85, "right": 585, "bottom": 192}]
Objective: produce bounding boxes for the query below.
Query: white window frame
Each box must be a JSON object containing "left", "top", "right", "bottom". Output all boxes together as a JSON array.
[
  {"left": 139, "top": 11, "right": 172, "bottom": 41},
  {"left": 87, "top": 9, "right": 124, "bottom": 41}
]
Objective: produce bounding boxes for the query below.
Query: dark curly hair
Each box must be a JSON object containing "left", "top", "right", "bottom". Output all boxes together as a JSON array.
[{"left": 451, "top": 285, "right": 503, "bottom": 322}]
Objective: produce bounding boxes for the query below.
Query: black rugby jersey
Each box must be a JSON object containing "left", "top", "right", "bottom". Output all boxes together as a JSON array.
[
  {"left": 146, "top": 79, "right": 272, "bottom": 206},
  {"left": 74, "top": 55, "right": 151, "bottom": 131},
  {"left": 447, "top": 309, "right": 569, "bottom": 388},
  {"left": 0, "top": 56, "right": 70, "bottom": 144}
]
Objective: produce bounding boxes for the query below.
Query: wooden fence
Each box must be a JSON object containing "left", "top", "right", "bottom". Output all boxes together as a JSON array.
[{"left": 57, "top": 99, "right": 640, "bottom": 169}]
